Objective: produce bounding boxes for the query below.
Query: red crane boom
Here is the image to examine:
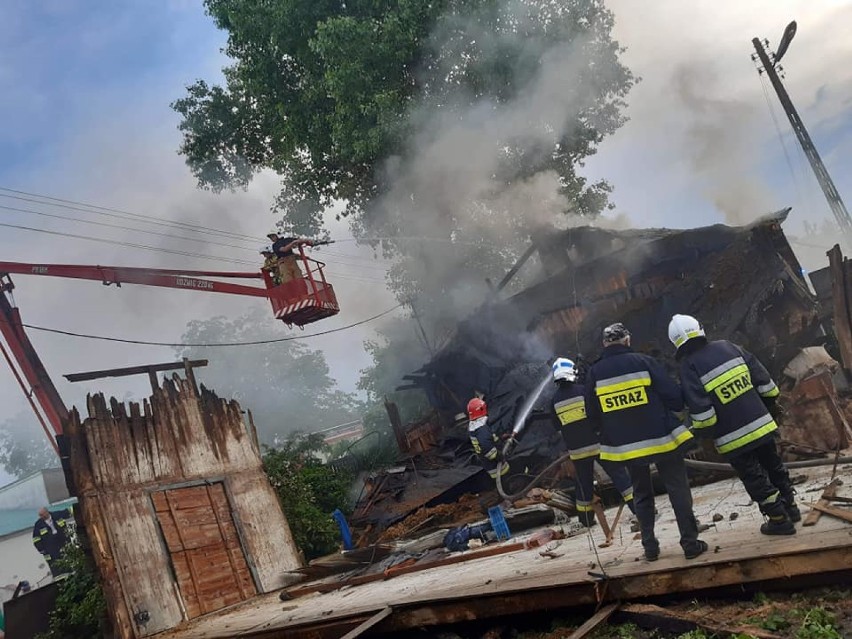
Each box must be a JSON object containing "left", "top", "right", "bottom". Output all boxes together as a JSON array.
[{"left": 0, "top": 252, "right": 339, "bottom": 445}]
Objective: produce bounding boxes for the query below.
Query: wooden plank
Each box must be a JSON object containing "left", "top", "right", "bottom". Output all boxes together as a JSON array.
[
  {"left": 172, "top": 552, "right": 203, "bottom": 619},
  {"left": 827, "top": 245, "right": 852, "bottom": 372},
  {"left": 167, "top": 485, "right": 217, "bottom": 510},
  {"left": 339, "top": 606, "right": 393, "bottom": 639},
  {"left": 158, "top": 514, "right": 184, "bottom": 552},
  {"left": 567, "top": 603, "right": 619, "bottom": 639},
  {"left": 151, "top": 491, "right": 170, "bottom": 513},
  {"left": 618, "top": 603, "right": 783, "bottom": 639},
  {"left": 207, "top": 484, "right": 256, "bottom": 600},
  {"left": 803, "top": 481, "right": 839, "bottom": 526},
  {"left": 64, "top": 359, "right": 209, "bottom": 382},
  {"left": 805, "top": 501, "right": 852, "bottom": 524}
]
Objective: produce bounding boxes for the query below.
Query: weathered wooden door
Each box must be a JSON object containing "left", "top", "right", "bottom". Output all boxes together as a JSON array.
[{"left": 152, "top": 483, "right": 256, "bottom": 618}]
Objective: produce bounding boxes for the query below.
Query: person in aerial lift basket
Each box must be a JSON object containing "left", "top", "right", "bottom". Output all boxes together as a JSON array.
[
  {"left": 267, "top": 232, "right": 315, "bottom": 285},
  {"left": 669, "top": 314, "right": 800, "bottom": 536},
  {"left": 466, "top": 397, "right": 510, "bottom": 483},
  {"left": 585, "top": 323, "right": 707, "bottom": 562},
  {"left": 550, "top": 357, "right": 635, "bottom": 527}
]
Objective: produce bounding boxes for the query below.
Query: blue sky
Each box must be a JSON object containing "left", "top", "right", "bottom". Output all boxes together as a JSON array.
[
  {"left": 0, "top": 1, "right": 226, "bottom": 178},
  {"left": 1, "top": 1, "right": 852, "bottom": 484}
]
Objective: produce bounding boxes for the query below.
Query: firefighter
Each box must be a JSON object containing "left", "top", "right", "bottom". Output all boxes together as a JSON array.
[
  {"left": 466, "top": 397, "right": 509, "bottom": 483},
  {"left": 585, "top": 323, "right": 707, "bottom": 561},
  {"left": 260, "top": 246, "right": 282, "bottom": 286},
  {"left": 551, "top": 357, "right": 635, "bottom": 526},
  {"left": 32, "top": 506, "right": 73, "bottom": 577},
  {"left": 267, "top": 233, "right": 314, "bottom": 285},
  {"left": 669, "top": 314, "right": 799, "bottom": 535}
]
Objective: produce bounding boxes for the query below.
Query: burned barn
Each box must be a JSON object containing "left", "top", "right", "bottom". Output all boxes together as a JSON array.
[
  {"left": 405, "top": 210, "right": 824, "bottom": 440},
  {"left": 64, "top": 372, "right": 301, "bottom": 639}
]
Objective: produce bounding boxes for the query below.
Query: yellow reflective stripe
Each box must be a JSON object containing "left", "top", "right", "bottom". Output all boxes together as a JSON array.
[
  {"left": 595, "top": 375, "right": 652, "bottom": 396},
  {"left": 600, "top": 426, "right": 693, "bottom": 462},
  {"left": 576, "top": 501, "right": 594, "bottom": 512},
  {"left": 488, "top": 463, "right": 510, "bottom": 478},
  {"left": 716, "top": 420, "right": 777, "bottom": 454},
  {"left": 704, "top": 363, "right": 749, "bottom": 392},
  {"left": 622, "top": 491, "right": 634, "bottom": 502},
  {"left": 470, "top": 438, "right": 482, "bottom": 454},
  {"left": 758, "top": 384, "right": 780, "bottom": 398},
  {"left": 556, "top": 404, "right": 586, "bottom": 425},
  {"left": 569, "top": 445, "right": 600, "bottom": 460},
  {"left": 692, "top": 414, "right": 717, "bottom": 429},
  {"left": 484, "top": 447, "right": 498, "bottom": 461}
]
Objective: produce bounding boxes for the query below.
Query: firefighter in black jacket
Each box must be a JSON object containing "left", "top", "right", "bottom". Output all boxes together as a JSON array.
[
  {"left": 551, "top": 357, "right": 635, "bottom": 526},
  {"left": 33, "top": 506, "right": 73, "bottom": 577},
  {"left": 669, "top": 314, "right": 799, "bottom": 535},
  {"left": 585, "top": 323, "right": 707, "bottom": 561},
  {"left": 466, "top": 398, "right": 509, "bottom": 482}
]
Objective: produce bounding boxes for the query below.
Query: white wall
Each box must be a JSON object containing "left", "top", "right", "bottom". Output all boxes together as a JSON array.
[
  {"left": 0, "top": 532, "right": 53, "bottom": 601},
  {"left": 0, "top": 475, "right": 49, "bottom": 510}
]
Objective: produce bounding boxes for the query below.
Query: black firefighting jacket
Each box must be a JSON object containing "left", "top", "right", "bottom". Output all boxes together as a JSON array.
[
  {"left": 32, "top": 508, "right": 72, "bottom": 563},
  {"left": 585, "top": 344, "right": 693, "bottom": 465},
  {"left": 677, "top": 339, "right": 780, "bottom": 458},
  {"left": 551, "top": 381, "right": 600, "bottom": 460},
  {"left": 468, "top": 416, "right": 508, "bottom": 479}
]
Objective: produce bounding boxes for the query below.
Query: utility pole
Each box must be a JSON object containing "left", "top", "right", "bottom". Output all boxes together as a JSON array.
[{"left": 752, "top": 22, "right": 852, "bottom": 246}]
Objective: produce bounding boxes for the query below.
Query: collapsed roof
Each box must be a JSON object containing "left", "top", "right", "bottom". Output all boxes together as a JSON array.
[{"left": 405, "top": 210, "right": 823, "bottom": 436}]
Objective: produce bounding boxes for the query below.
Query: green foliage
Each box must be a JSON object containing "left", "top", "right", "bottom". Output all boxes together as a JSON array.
[
  {"left": 792, "top": 607, "right": 842, "bottom": 639},
  {"left": 37, "top": 544, "right": 107, "bottom": 639},
  {"left": 758, "top": 610, "right": 791, "bottom": 632},
  {"left": 262, "top": 433, "right": 354, "bottom": 559},
  {"left": 174, "top": 0, "right": 634, "bottom": 232},
  {"left": 177, "top": 308, "right": 360, "bottom": 443},
  {"left": 0, "top": 412, "right": 58, "bottom": 479},
  {"left": 674, "top": 631, "right": 713, "bottom": 639}
]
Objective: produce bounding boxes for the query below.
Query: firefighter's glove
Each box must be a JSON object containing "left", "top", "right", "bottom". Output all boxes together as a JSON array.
[
  {"left": 502, "top": 436, "right": 519, "bottom": 459},
  {"left": 763, "top": 397, "right": 784, "bottom": 422}
]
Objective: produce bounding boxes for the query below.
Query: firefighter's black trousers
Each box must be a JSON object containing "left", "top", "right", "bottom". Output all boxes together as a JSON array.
[
  {"left": 631, "top": 453, "right": 700, "bottom": 555},
  {"left": 727, "top": 438, "right": 793, "bottom": 516}
]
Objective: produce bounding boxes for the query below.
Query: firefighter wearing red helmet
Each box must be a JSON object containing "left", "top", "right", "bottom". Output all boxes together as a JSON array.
[{"left": 466, "top": 398, "right": 509, "bottom": 482}]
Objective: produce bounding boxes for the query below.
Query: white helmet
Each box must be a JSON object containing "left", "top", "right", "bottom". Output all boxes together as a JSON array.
[
  {"left": 552, "top": 357, "right": 577, "bottom": 382},
  {"left": 668, "top": 314, "right": 705, "bottom": 349}
]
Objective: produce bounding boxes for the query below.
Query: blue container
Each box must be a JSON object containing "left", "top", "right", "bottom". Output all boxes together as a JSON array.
[
  {"left": 332, "top": 509, "right": 354, "bottom": 550},
  {"left": 487, "top": 506, "right": 511, "bottom": 541}
]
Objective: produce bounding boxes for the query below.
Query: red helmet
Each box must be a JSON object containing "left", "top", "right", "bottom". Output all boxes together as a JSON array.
[{"left": 467, "top": 397, "right": 487, "bottom": 420}]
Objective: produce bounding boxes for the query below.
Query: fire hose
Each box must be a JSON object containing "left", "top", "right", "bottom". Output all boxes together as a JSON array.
[{"left": 494, "top": 453, "right": 852, "bottom": 502}]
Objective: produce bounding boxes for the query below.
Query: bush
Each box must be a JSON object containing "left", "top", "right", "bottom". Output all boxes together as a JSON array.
[
  {"left": 263, "top": 433, "right": 354, "bottom": 560},
  {"left": 37, "top": 543, "right": 107, "bottom": 639}
]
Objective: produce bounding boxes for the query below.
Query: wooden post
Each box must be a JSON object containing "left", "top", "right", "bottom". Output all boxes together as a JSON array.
[
  {"left": 828, "top": 245, "right": 852, "bottom": 373},
  {"left": 384, "top": 398, "right": 407, "bottom": 453}
]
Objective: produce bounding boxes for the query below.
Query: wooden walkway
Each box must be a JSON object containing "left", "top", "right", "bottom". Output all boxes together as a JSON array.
[{"left": 163, "top": 462, "right": 852, "bottom": 639}]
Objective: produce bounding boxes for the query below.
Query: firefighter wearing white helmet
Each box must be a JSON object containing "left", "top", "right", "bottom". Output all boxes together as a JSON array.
[
  {"left": 669, "top": 314, "right": 799, "bottom": 536},
  {"left": 550, "top": 357, "right": 634, "bottom": 527}
]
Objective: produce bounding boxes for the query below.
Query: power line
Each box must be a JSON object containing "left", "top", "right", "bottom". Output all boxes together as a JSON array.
[
  {"left": 0, "top": 221, "right": 388, "bottom": 283},
  {"left": 22, "top": 303, "right": 404, "bottom": 347},
  {"left": 0, "top": 220, "right": 258, "bottom": 266},
  {"left": 0, "top": 187, "right": 263, "bottom": 243},
  {"left": 0, "top": 190, "right": 393, "bottom": 271}
]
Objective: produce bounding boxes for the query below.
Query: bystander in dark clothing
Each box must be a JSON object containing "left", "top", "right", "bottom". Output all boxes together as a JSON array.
[{"left": 32, "top": 507, "right": 73, "bottom": 577}]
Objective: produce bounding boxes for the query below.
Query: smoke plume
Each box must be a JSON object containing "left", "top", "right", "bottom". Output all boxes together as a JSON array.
[{"left": 674, "top": 62, "right": 777, "bottom": 225}]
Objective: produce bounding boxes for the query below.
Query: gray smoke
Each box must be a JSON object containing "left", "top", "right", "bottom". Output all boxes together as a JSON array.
[
  {"left": 674, "top": 63, "right": 777, "bottom": 225},
  {"left": 360, "top": 3, "right": 631, "bottom": 331}
]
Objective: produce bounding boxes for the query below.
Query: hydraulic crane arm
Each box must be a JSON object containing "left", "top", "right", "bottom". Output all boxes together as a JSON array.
[
  {"left": 0, "top": 260, "right": 275, "bottom": 440},
  {"left": 0, "top": 261, "right": 269, "bottom": 298},
  {"left": 0, "top": 278, "right": 68, "bottom": 438}
]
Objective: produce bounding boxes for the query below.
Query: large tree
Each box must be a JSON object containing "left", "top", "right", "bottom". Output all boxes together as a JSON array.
[
  {"left": 0, "top": 412, "right": 58, "bottom": 479},
  {"left": 174, "top": 0, "right": 633, "bottom": 235},
  {"left": 177, "top": 308, "right": 360, "bottom": 443}
]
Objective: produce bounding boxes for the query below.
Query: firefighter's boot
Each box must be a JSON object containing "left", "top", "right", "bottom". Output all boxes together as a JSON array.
[
  {"left": 578, "top": 510, "right": 597, "bottom": 528},
  {"left": 781, "top": 491, "right": 801, "bottom": 523},
  {"left": 759, "top": 503, "right": 796, "bottom": 536}
]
